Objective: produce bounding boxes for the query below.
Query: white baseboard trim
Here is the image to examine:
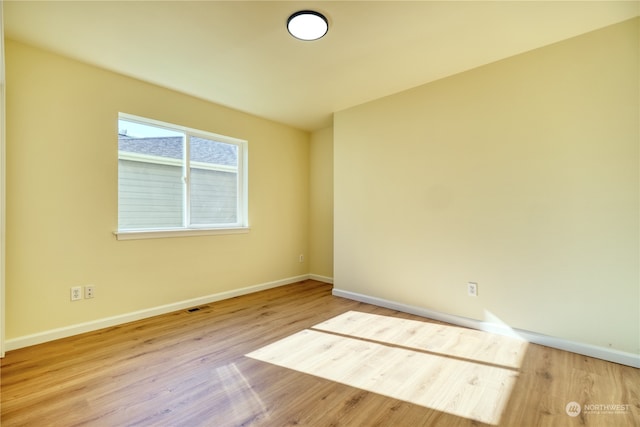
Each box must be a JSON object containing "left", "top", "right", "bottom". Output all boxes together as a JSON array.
[
  {"left": 332, "top": 288, "right": 640, "bottom": 368},
  {"left": 5, "top": 275, "right": 310, "bottom": 352},
  {"left": 309, "top": 274, "right": 334, "bottom": 284}
]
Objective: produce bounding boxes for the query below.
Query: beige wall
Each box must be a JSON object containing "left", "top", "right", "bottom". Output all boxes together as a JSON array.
[
  {"left": 334, "top": 18, "right": 639, "bottom": 354},
  {"left": 309, "top": 127, "right": 334, "bottom": 279},
  {"left": 5, "top": 40, "right": 310, "bottom": 339}
]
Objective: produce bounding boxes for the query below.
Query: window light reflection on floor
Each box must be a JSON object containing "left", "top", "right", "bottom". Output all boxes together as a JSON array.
[
  {"left": 210, "top": 363, "right": 270, "bottom": 424},
  {"left": 246, "top": 311, "right": 528, "bottom": 425}
]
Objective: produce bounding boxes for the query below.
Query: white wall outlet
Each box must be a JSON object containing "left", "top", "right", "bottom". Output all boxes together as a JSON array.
[
  {"left": 71, "top": 286, "right": 82, "bottom": 301},
  {"left": 299, "top": 254, "right": 304, "bottom": 263},
  {"left": 468, "top": 282, "right": 478, "bottom": 297},
  {"left": 85, "top": 285, "right": 95, "bottom": 299}
]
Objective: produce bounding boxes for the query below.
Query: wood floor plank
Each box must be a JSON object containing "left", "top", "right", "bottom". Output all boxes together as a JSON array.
[{"left": 1, "top": 280, "right": 638, "bottom": 426}]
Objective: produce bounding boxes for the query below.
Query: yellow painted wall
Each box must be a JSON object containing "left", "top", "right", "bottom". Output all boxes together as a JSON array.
[
  {"left": 309, "top": 127, "right": 334, "bottom": 279},
  {"left": 334, "top": 18, "right": 639, "bottom": 354},
  {"left": 5, "top": 40, "right": 310, "bottom": 339}
]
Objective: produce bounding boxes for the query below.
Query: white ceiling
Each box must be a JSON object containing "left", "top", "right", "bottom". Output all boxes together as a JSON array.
[{"left": 4, "top": 1, "right": 639, "bottom": 132}]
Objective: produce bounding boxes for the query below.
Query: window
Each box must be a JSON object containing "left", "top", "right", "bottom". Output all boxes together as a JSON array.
[{"left": 116, "top": 113, "right": 248, "bottom": 239}]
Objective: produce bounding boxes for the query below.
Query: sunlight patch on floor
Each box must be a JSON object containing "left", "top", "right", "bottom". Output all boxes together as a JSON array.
[
  {"left": 315, "top": 311, "right": 528, "bottom": 369},
  {"left": 246, "top": 311, "right": 528, "bottom": 425}
]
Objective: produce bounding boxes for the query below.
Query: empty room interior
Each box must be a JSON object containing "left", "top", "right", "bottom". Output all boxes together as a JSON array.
[{"left": 0, "top": 1, "right": 639, "bottom": 426}]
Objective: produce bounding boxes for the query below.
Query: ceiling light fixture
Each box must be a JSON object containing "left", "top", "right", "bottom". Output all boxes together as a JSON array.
[{"left": 287, "top": 10, "right": 329, "bottom": 41}]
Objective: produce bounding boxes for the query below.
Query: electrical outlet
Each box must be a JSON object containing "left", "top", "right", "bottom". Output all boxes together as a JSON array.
[
  {"left": 299, "top": 254, "right": 304, "bottom": 263},
  {"left": 468, "top": 282, "right": 478, "bottom": 297},
  {"left": 71, "top": 286, "right": 82, "bottom": 301},
  {"left": 85, "top": 285, "right": 95, "bottom": 299}
]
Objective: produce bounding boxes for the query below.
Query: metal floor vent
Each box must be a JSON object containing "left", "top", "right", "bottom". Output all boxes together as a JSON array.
[{"left": 187, "top": 305, "right": 210, "bottom": 313}]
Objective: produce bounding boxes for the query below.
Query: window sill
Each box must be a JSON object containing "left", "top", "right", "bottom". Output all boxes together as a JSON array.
[{"left": 114, "top": 227, "right": 250, "bottom": 241}]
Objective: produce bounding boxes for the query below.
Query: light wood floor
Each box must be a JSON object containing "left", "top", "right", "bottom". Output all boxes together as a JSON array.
[{"left": 1, "top": 280, "right": 638, "bottom": 426}]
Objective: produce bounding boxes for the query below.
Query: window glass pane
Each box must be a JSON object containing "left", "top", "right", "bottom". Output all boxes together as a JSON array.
[
  {"left": 189, "top": 136, "right": 239, "bottom": 225},
  {"left": 118, "top": 119, "right": 185, "bottom": 229}
]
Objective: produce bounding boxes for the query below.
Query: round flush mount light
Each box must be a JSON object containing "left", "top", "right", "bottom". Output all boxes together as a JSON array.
[{"left": 287, "top": 10, "right": 329, "bottom": 41}]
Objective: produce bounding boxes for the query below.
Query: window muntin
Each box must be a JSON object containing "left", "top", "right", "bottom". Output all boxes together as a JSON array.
[{"left": 117, "top": 114, "right": 247, "bottom": 233}]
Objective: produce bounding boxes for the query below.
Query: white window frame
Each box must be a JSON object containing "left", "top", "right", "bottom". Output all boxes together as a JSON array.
[{"left": 114, "top": 113, "right": 249, "bottom": 240}]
